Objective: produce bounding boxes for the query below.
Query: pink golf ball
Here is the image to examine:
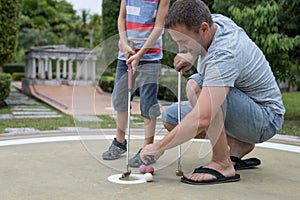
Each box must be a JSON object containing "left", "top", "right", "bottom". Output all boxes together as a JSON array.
[
  {"left": 146, "top": 166, "right": 154, "bottom": 175},
  {"left": 139, "top": 164, "right": 147, "bottom": 174}
]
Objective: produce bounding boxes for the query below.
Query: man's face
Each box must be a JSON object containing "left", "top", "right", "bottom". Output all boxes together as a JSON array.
[{"left": 168, "top": 24, "right": 205, "bottom": 56}]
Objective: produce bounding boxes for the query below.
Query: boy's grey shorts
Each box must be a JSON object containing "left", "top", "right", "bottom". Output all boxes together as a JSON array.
[{"left": 112, "top": 60, "right": 161, "bottom": 119}]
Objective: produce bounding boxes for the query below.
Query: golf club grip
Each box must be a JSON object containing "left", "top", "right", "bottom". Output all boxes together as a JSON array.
[{"left": 127, "top": 63, "right": 133, "bottom": 90}]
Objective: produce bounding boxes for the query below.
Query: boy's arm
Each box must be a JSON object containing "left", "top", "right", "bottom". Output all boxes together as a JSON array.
[
  {"left": 137, "top": 0, "right": 170, "bottom": 57},
  {"left": 118, "top": 0, "right": 134, "bottom": 59},
  {"left": 128, "top": 0, "right": 171, "bottom": 68}
]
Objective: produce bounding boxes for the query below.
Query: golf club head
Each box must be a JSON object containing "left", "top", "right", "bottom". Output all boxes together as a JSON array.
[
  {"left": 176, "top": 169, "right": 183, "bottom": 176},
  {"left": 121, "top": 170, "right": 131, "bottom": 178}
]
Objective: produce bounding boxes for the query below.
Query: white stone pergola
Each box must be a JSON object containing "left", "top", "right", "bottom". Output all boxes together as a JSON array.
[{"left": 22, "top": 45, "right": 98, "bottom": 94}]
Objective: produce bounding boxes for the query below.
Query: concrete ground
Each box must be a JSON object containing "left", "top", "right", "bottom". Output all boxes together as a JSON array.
[
  {"left": 1, "top": 83, "right": 299, "bottom": 200},
  {"left": 0, "top": 129, "right": 300, "bottom": 200}
]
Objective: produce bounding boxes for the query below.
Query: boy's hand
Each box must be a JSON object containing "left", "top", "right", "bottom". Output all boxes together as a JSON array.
[
  {"left": 123, "top": 44, "right": 135, "bottom": 59},
  {"left": 126, "top": 53, "right": 142, "bottom": 72}
]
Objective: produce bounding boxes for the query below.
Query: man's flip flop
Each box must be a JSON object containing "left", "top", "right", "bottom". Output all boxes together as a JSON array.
[
  {"left": 180, "top": 166, "right": 240, "bottom": 185},
  {"left": 230, "top": 156, "right": 261, "bottom": 170}
]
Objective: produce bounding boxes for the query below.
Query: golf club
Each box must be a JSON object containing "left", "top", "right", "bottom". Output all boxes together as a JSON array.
[
  {"left": 121, "top": 62, "right": 133, "bottom": 178},
  {"left": 176, "top": 71, "right": 184, "bottom": 176}
]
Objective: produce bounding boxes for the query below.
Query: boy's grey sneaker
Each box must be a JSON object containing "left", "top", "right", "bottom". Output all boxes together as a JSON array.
[
  {"left": 102, "top": 138, "right": 127, "bottom": 160},
  {"left": 128, "top": 148, "right": 156, "bottom": 168}
]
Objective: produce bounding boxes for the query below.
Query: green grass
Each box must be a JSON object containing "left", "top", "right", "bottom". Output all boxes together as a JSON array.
[
  {"left": 279, "top": 92, "right": 300, "bottom": 137},
  {"left": 0, "top": 115, "right": 75, "bottom": 132},
  {"left": 281, "top": 92, "right": 300, "bottom": 119},
  {"left": 0, "top": 104, "right": 75, "bottom": 133},
  {"left": 0, "top": 107, "right": 11, "bottom": 114},
  {"left": 0, "top": 103, "right": 144, "bottom": 133}
]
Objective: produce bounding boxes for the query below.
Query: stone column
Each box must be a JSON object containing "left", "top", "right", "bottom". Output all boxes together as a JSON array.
[
  {"left": 62, "top": 58, "right": 67, "bottom": 79},
  {"left": 44, "top": 57, "right": 48, "bottom": 72},
  {"left": 24, "top": 57, "right": 29, "bottom": 78},
  {"left": 68, "top": 59, "right": 73, "bottom": 80},
  {"left": 76, "top": 60, "right": 82, "bottom": 80},
  {"left": 31, "top": 57, "right": 36, "bottom": 79},
  {"left": 48, "top": 58, "right": 53, "bottom": 80},
  {"left": 91, "top": 58, "right": 96, "bottom": 81},
  {"left": 38, "top": 57, "right": 45, "bottom": 79},
  {"left": 56, "top": 59, "right": 61, "bottom": 80},
  {"left": 83, "top": 60, "right": 88, "bottom": 81}
]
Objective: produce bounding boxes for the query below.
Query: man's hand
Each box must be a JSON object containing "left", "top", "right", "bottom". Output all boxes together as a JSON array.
[
  {"left": 140, "top": 143, "right": 165, "bottom": 164},
  {"left": 174, "top": 52, "right": 196, "bottom": 74}
]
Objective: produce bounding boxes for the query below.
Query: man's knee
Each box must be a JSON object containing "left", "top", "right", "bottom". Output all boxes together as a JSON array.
[
  {"left": 195, "top": 130, "right": 207, "bottom": 139},
  {"left": 163, "top": 121, "right": 176, "bottom": 132},
  {"left": 186, "top": 79, "right": 201, "bottom": 104}
]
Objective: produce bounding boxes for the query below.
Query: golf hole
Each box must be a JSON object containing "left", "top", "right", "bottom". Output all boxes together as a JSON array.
[{"left": 107, "top": 174, "right": 146, "bottom": 184}]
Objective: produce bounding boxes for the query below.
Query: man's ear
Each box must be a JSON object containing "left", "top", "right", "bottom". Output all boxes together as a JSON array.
[{"left": 200, "top": 22, "right": 209, "bottom": 33}]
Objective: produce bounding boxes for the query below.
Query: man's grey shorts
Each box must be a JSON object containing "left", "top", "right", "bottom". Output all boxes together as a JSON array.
[{"left": 162, "top": 73, "right": 284, "bottom": 144}]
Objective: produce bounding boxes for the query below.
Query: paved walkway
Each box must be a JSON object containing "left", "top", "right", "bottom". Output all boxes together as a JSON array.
[
  {"left": 12, "top": 82, "right": 141, "bottom": 115},
  {"left": 4, "top": 87, "right": 62, "bottom": 119}
]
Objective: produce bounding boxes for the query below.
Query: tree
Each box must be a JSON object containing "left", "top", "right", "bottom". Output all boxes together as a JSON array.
[
  {"left": 278, "top": 0, "right": 300, "bottom": 91},
  {"left": 101, "top": 0, "right": 121, "bottom": 71},
  {"left": 88, "top": 14, "right": 102, "bottom": 48},
  {"left": 102, "top": 0, "right": 121, "bottom": 40},
  {"left": 0, "top": 0, "right": 21, "bottom": 66},
  {"left": 213, "top": 0, "right": 300, "bottom": 90},
  {"left": 16, "top": 0, "right": 92, "bottom": 62},
  {"left": 80, "top": 10, "right": 102, "bottom": 48}
]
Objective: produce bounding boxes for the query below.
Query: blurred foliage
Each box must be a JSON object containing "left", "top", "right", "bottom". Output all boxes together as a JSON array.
[
  {"left": 0, "top": 0, "right": 21, "bottom": 66},
  {"left": 14, "top": 0, "right": 103, "bottom": 63},
  {"left": 101, "top": 0, "right": 121, "bottom": 71},
  {"left": 0, "top": 73, "right": 12, "bottom": 103},
  {"left": 102, "top": 0, "right": 121, "bottom": 40}
]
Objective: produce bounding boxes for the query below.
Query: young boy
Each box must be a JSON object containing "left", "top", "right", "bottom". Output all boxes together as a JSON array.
[{"left": 102, "top": 0, "right": 170, "bottom": 168}]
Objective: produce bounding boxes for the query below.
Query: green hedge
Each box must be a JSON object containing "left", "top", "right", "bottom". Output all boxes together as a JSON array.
[
  {"left": 0, "top": 73, "right": 12, "bottom": 102},
  {"left": 1, "top": 63, "right": 25, "bottom": 81},
  {"left": 99, "top": 75, "right": 115, "bottom": 93},
  {"left": 2, "top": 63, "right": 24, "bottom": 74},
  {"left": 11, "top": 72, "right": 25, "bottom": 81}
]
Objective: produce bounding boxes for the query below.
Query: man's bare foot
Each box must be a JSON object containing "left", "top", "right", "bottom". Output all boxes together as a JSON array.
[{"left": 183, "top": 159, "right": 236, "bottom": 182}]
